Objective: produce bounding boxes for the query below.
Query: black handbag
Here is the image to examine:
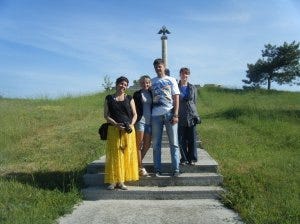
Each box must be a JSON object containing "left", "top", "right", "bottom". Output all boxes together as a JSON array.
[
  {"left": 98, "top": 123, "right": 110, "bottom": 140},
  {"left": 193, "top": 116, "right": 201, "bottom": 125}
]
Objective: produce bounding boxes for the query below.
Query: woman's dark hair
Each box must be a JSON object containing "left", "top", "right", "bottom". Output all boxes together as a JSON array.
[
  {"left": 165, "top": 68, "right": 170, "bottom": 76},
  {"left": 180, "top": 67, "right": 190, "bottom": 75},
  {"left": 116, "top": 76, "right": 129, "bottom": 85}
]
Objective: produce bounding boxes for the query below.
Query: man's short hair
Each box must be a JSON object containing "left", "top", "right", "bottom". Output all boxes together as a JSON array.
[{"left": 153, "top": 58, "right": 164, "bottom": 67}]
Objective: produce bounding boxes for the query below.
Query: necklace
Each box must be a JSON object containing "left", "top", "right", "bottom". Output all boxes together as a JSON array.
[{"left": 114, "top": 93, "right": 125, "bottom": 101}]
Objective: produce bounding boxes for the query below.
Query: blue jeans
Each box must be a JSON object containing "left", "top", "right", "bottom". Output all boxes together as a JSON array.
[
  {"left": 152, "top": 111, "right": 180, "bottom": 173},
  {"left": 134, "top": 121, "right": 152, "bottom": 134}
]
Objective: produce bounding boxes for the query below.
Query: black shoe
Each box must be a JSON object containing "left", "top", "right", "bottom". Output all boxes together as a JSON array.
[{"left": 172, "top": 171, "right": 180, "bottom": 177}]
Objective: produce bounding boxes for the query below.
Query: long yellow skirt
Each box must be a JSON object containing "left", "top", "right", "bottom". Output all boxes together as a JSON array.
[{"left": 104, "top": 125, "right": 139, "bottom": 184}]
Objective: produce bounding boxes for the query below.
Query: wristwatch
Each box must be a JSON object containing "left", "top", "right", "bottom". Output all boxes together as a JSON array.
[{"left": 173, "top": 114, "right": 179, "bottom": 118}]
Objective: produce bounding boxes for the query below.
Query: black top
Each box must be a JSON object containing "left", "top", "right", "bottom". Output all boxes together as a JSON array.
[
  {"left": 133, "top": 89, "right": 152, "bottom": 123},
  {"left": 106, "top": 94, "right": 133, "bottom": 123}
]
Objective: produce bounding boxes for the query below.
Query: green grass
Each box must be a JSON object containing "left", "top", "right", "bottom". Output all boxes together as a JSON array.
[
  {"left": 0, "top": 87, "right": 299, "bottom": 223},
  {"left": 0, "top": 93, "right": 109, "bottom": 224},
  {"left": 198, "top": 87, "right": 300, "bottom": 224}
]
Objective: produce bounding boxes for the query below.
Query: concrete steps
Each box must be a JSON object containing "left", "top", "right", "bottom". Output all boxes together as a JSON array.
[
  {"left": 86, "top": 148, "right": 218, "bottom": 174},
  {"left": 161, "top": 139, "right": 201, "bottom": 147},
  {"left": 82, "top": 186, "right": 224, "bottom": 200},
  {"left": 82, "top": 131, "right": 223, "bottom": 200},
  {"left": 84, "top": 172, "right": 223, "bottom": 187}
]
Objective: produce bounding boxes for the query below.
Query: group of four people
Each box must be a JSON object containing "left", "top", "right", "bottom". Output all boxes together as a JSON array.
[{"left": 103, "top": 58, "right": 200, "bottom": 190}]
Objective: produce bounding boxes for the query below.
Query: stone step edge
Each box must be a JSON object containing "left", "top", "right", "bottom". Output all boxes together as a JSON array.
[
  {"left": 90, "top": 148, "right": 217, "bottom": 164},
  {"left": 82, "top": 186, "right": 225, "bottom": 200},
  {"left": 84, "top": 172, "right": 222, "bottom": 178},
  {"left": 86, "top": 164, "right": 218, "bottom": 174},
  {"left": 83, "top": 172, "right": 223, "bottom": 187},
  {"left": 87, "top": 165, "right": 218, "bottom": 174},
  {"left": 87, "top": 161, "right": 218, "bottom": 167},
  {"left": 83, "top": 185, "right": 224, "bottom": 192}
]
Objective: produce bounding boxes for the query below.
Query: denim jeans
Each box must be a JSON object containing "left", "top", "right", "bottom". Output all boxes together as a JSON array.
[{"left": 152, "top": 111, "right": 180, "bottom": 173}]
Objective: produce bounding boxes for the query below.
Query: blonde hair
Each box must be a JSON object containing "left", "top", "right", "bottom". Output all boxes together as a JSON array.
[{"left": 139, "top": 75, "right": 151, "bottom": 83}]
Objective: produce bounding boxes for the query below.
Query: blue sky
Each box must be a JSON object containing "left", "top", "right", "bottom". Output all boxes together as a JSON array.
[{"left": 0, "top": 0, "right": 300, "bottom": 98}]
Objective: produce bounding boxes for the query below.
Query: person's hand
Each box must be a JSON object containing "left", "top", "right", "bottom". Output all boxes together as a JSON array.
[
  {"left": 171, "top": 116, "right": 179, "bottom": 125},
  {"left": 116, "top": 123, "right": 125, "bottom": 130}
]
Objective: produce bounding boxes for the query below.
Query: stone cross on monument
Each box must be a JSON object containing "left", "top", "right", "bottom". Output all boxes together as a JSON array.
[{"left": 158, "top": 25, "right": 170, "bottom": 68}]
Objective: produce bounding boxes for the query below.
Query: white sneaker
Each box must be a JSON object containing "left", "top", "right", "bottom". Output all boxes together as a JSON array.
[
  {"left": 117, "top": 183, "right": 128, "bottom": 190},
  {"left": 139, "top": 167, "right": 149, "bottom": 177},
  {"left": 107, "top": 183, "right": 116, "bottom": 190}
]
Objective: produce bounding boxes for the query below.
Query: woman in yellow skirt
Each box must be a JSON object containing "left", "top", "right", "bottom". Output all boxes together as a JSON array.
[{"left": 104, "top": 76, "right": 139, "bottom": 190}]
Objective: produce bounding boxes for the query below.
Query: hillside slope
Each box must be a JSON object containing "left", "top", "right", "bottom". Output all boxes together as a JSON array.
[{"left": 0, "top": 87, "right": 299, "bottom": 223}]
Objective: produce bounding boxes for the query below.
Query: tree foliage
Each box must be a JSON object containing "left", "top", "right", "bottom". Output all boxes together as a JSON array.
[
  {"left": 102, "top": 75, "right": 114, "bottom": 91},
  {"left": 133, "top": 79, "right": 139, "bottom": 86},
  {"left": 243, "top": 41, "right": 300, "bottom": 90}
]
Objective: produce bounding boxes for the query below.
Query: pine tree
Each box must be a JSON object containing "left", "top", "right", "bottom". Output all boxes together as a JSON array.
[{"left": 243, "top": 41, "right": 300, "bottom": 90}]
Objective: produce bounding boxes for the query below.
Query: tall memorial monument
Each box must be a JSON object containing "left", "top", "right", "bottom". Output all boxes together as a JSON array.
[{"left": 158, "top": 25, "right": 170, "bottom": 68}]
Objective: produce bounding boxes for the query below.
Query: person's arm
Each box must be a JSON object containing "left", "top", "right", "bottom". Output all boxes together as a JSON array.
[
  {"left": 104, "top": 99, "right": 116, "bottom": 125},
  {"left": 130, "top": 98, "right": 137, "bottom": 126},
  {"left": 133, "top": 90, "right": 141, "bottom": 120},
  {"left": 172, "top": 94, "right": 179, "bottom": 124},
  {"left": 193, "top": 85, "right": 197, "bottom": 104}
]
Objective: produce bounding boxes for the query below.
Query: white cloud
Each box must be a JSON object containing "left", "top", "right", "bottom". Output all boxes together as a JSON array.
[
  {"left": 1, "top": 0, "right": 300, "bottom": 97},
  {"left": 185, "top": 12, "right": 251, "bottom": 24}
]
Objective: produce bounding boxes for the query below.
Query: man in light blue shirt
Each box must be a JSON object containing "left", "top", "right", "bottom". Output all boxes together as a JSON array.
[{"left": 151, "top": 58, "right": 180, "bottom": 176}]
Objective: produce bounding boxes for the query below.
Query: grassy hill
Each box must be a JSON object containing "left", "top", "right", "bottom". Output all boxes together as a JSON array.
[
  {"left": 199, "top": 87, "right": 299, "bottom": 224},
  {"left": 0, "top": 87, "right": 299, "bottom": 223}
]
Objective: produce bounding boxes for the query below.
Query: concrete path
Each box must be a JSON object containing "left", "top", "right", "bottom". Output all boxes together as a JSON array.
[
  {"left": 58, "top": 135, "right": 243, "bottom": 224},
  {"left": 58, "top": 199, "right": 243, "bottom": 224}
]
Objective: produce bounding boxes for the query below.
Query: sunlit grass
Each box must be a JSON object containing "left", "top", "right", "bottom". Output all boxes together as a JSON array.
[
  {"left": 199, "top": 87, "right": 300, "bottom": 224},
  {"left": 0, "top": 87, "right": 299, "bottom": 223},
  {"left": 0, "top": 93, "right": 107, "bottom": 224}
]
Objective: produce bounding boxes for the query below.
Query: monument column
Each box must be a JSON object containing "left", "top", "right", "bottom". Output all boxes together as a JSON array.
[
  {"left": 161, "top": 35, "right": 168, "bottom": 68},
  {"left": 158, "top": 26, "right": 170, "bottom": 68}
]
